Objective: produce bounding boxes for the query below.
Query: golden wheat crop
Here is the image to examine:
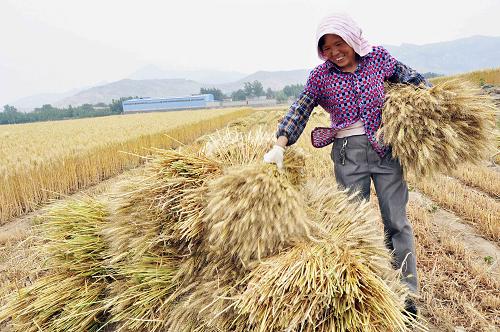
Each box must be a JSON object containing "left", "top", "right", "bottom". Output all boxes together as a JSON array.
[
  {"left": 430, "top": 67, "right": 500, "bottom": 86},
  {"left": 450, "top": 163, "right": 500, "bottom": 198},
  {"left": 0, "top": 108, "right": 255, "bottom": 224}
]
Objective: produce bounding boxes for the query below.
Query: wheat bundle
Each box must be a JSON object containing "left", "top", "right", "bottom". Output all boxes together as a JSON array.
[
  {"left": 0, "top": 273, "right": 108, "bottom": 332},
  {"left": 147, "top": 148, "right": 223, "bottom": 247},
  {"left": 104, "top": 254, "right": 179, "bottom": 332},
  {"left": 103, "top": 176, "right": 173, "bottom": 264},
  {"left": 164, "top": 278, "right": 240, "bottom": 332},
  {"left": 203, "top": 163, "right": 314, "bottom": 266},
  {"left": 103, "top": 148, "right": 222, "bottom": 264},
  {"left": 100, "top": 149, "right": 224, "bottom": 331},
  {"left": 233, "top": 241, "right": 413, "bottom": 332},
  {"left": 37, "top": 197, "right": 109, "bottom": 277},
  {"left": 0, "top": 198, "right": 111, "bottom": 331},
  {"left": 302, "top": 178, "right": 395, "bottom": 275},
  {"left": 229, "top": 178, "right": 416, "bottom": 332},
  {"left": 202, "top": 128, "right": 307, "bottom": 185},
  {"left": 381, "top": 80, "right": 496, "bottom": 177}
]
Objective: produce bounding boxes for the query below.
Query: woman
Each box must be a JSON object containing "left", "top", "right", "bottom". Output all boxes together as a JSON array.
[{"left": 263, "top": 13, "right": 430, "bottom": 317}]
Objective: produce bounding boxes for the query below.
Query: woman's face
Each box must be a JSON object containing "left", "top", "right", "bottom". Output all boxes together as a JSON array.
[{"left": 321, "top": 34, "right": 358, "bottom": 72}]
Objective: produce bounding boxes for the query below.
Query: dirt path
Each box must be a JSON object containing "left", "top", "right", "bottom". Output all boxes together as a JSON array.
[{"left": 409, "top": 191, "right": 500, "bottom": 275}]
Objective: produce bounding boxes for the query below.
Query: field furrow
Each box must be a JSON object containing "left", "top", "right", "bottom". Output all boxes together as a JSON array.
[
  {"left": 408, "top": 201, "right": 500, "bottom": 331},
  {"left": 450, "top": 163, "right": 500, "bottom": 199},
  {"left": 409, "top": 174, "right": 500, "bottom": 242}
]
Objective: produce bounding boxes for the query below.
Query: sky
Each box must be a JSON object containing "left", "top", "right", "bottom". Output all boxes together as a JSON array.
[{"left": 1, "top": 0, "right": 499, "bottom": 106}]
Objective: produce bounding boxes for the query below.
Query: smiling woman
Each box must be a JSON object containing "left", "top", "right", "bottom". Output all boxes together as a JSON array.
[
  {"left": 318, "top": 34, "right": 359, "bottom": 73},
  {"left": 263, "top": 12, "right": 432, "bottom": 319}
]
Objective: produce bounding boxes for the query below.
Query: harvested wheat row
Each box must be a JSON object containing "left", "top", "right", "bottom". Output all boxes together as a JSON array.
[{"left": 381, "top": 80, "right": 496, "bottom": 177}]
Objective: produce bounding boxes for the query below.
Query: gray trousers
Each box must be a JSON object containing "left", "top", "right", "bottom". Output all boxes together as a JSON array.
[{"left": 331, "top": 134, "right": 418, "bottom": 293}]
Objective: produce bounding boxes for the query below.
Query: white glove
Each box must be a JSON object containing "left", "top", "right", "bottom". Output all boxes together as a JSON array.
[{"left": 263, "top": 145, "right": 285, "bottom": 169}]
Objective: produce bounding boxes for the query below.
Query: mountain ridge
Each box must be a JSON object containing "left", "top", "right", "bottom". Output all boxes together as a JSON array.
[{"left": 11, "top": 35, "right": 500, "bottom": 108}]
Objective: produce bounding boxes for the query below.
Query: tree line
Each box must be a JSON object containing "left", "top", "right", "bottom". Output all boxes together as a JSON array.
[
  {"left": 201, "top": 81, "right": 304, "bottom": 103},
  {"left": 1, "top": 81, "right": 305, "bottom": 125},
  {"left": 0, "top": 97, "right": 134, "bottom": 125}
]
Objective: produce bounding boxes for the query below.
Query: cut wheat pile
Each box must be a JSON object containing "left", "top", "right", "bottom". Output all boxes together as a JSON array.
[
  {"left": 380, "top": 80, "right": 496, "bottom": 177},
  {"left": 0, "top": 126, "right": 426, "bottom": 331}
]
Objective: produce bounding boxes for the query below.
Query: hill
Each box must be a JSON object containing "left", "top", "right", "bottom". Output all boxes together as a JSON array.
[
  {"left": 55, "top": 79, "right": 206, "bottom": 107},
  {"left": 384, "top": 35, "right": 500, "bottom": 75},
  {"left": 12, "top": 35, "right": 500, "bottom": 108},
  {"left": 217, "top": 69, "right": 310, "bottom": 93}
]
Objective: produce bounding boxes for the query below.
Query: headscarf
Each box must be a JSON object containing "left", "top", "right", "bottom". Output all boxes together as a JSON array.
[{"left": 316, "top": 13, "right": 372, "bottom": 60}]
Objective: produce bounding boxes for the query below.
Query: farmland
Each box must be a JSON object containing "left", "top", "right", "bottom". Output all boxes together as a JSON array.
[
  {"left": 0, "top": 107, "right": 255, "bottom": 224},
  {"left": 0, "top": 71, "right": 499, "bottom": 331}
]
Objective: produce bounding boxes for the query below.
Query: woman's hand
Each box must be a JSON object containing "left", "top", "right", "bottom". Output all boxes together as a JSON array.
[{"left": 263, "top": 145, "right": 285, "bottom": 169}]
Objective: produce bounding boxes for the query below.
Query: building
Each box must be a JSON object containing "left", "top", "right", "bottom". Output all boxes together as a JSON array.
[{"left": 122, "top": 94, "right": 214, "bottom": 113}]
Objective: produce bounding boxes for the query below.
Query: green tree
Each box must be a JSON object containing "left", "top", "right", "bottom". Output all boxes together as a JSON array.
[
  {"left": 3, "top": 105, "right": 17, "bottom": 113},
  {"left": 283, "top": 84, "right": 304, "bottom": 98},
  {"left": 275, "top": 91, "right": 288, "bottom": 103},
  {"left": 266, "top": 88, "right": 275, "bottom": 99},
  {"left": 110, "top": 97, "right": 136, "bottom": 114},
  {"left": 0, "top": 105, "right": 23, "bottom": 124},
  {"left": 252, "top": 80, "right": 265, "bottom": 97},
  {"left": 243, "top": 82, "right": 254, "bottom": 98},
  {"left": 231, "top": 89, "right": 247, "bottom": 101},
  {"left": 200, "top": 87, "right": 225, "bottom": 101}
]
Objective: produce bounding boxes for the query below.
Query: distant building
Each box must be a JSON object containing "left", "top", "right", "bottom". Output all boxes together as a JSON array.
[{"left": 122, "top": 94, "right": 214, "bottom": 113}]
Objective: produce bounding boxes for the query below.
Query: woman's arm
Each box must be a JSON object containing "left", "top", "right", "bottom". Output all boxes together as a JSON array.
[
  {"left": 387, "top": 61, "right": 432, "bottom": 87},
  {"left": 276, "top": 92, "right": 318, "bottom": 146},
  {"left": 264, "top": 89, "right": 318, "bottom": 169}
]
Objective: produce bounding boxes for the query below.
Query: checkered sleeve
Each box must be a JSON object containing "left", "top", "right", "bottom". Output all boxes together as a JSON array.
[
  {"left": 276, "top": 70, "right": 320, "bottom": 146},
  {"left": 387, "top": 61, "right": 432, "bottom": 87},
  {"left": 377, "top": 46, "right": 398, "bottom": 80}
]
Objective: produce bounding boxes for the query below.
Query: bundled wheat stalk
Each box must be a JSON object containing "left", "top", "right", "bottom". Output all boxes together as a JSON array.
[
  {"left": 303, "top": 178, "right": 394, "bottom": 276},
  {"left": 0, "top": 198, "right": 110, "bottom": 332},
  {"left": 233, "top": 242, "right": 412, "bottom": 332},
  {"left": 148, "top": 148, "right": 223, "bottom": 247},
  {"left": 229, "top": 178, "right": 420, "bottom": 332},
  {"left": 165, "top": 274, "right": 242, "bottom": 332},
  {"left": 164, "top": 162, "right": 315, "bottom": 331},
  {"left": 103, "top": 148, "right": 222, "bottom": 264},
  {"left": 204, "top": 163, "right": 315, "bottom": 266},
  {"left": 38, "top": 197, "right": 110, "bottom": 277},
  {"left": 0, "top": 273, "right": 108, "bottom": 332},
  {"left": 101, "top": 149, "right": 222, "bottom": 330},
  {"left": 201, "top": 128, "right": 307, "bottom": 185},
  {"left": 104, "top": 254, "right": 179, "bottom": 332},
  {"left": 103, "top": 176, "right": 174, "bottom": 264},
  {"left": 380, "top": 80, "right": 496, "bottom": 177}
]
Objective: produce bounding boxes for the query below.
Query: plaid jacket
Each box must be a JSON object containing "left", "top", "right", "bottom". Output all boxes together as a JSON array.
[{"left": 276, "top": 46, "right": 430, "bottom": 157}]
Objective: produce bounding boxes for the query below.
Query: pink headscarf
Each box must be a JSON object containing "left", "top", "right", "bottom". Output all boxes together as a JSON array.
[{"left": 316, "top": 13, "right": 372, "bottom": 60}]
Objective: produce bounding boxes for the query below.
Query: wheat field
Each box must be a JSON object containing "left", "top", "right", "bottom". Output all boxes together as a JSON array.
[
  {"left": 1, "top": 68, "right": 499, "bottom": 331},
  {"left": 0, "top": 107, "right": 256, "bottom": 223}
]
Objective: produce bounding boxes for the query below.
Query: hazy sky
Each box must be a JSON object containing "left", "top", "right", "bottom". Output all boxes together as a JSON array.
[{"left": 1, "top": 0, "right": 499, "bottom": 106}]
